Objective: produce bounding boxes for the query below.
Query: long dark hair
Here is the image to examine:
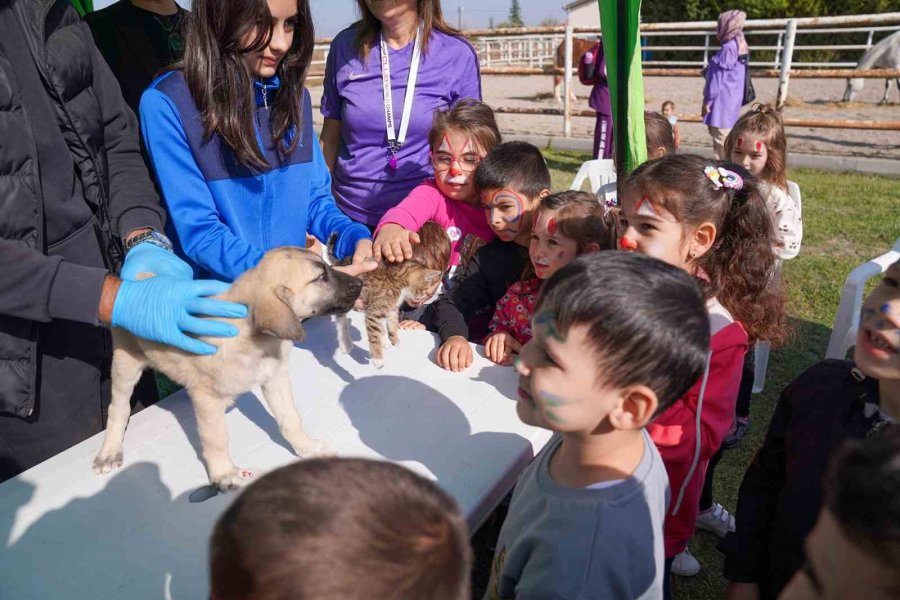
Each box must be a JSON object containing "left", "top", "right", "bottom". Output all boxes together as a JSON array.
[
  {"left": 354, "top": 0, "right": 459, "bottom": 61},
  {"left": 181, "top": 0, "right": 314, "bottom": 171},
  {"left": 621, "top": 154, "right": 788, "bottom": 346}
]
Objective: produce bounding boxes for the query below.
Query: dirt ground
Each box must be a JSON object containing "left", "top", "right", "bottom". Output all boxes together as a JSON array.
[{"left": 309, "top": 74, "right": 900, "bottom": 159}]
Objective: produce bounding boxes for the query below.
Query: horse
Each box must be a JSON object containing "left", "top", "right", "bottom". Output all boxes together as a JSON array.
[
  {"left": 553, "top": 37, "right": 597, "bottom": 103},
  {"left": 843, "top": 31, "right": 900, "bottom": 104}
]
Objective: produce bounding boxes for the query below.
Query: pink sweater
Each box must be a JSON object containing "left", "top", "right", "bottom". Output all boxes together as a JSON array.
[{"left": 376, "top": 180, "right": 495, "bottom": 270}]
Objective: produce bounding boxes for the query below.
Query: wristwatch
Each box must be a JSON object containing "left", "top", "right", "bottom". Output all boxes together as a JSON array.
[{"left": 124, "top": 230, "right": 173, "bottom": 253}]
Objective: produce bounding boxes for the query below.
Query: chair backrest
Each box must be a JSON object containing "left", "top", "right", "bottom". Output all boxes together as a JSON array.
[
  {"left": 786, "top": 180, "right": 802, "bottom": 216},
  {"left": 570, "top": 159, "right": 616, "bottom": 194}
]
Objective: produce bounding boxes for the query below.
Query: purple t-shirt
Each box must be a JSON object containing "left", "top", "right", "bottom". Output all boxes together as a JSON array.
[{"left": 321, "top": 27, "right": 482, "bottom": 226}]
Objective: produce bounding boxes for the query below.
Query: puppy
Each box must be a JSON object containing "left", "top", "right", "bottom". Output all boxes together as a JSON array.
[{"left": 93, "top": 247, "right": 362, "bottom": 491}]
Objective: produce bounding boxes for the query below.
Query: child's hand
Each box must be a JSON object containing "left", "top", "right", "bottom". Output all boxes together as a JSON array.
[
  {"left": 399, "top": 320, "right": 425, "bottom": 330},
  {"left": 484, "top": 332, "right": 522, "bottom": 365},
  {"left": 436, "top": 335, "right": 473, "bottom": 372},
  {"left": 351, "top": 239, "right": 374, "bottom": 265},
  {"left": 374, "top": 224, "right": 420, "bottom": 263}
]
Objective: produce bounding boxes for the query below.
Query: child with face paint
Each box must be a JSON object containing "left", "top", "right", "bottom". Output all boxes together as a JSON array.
[
  {"left": 723, "top": 104, "right": 801, "bottom": 448},
  {"left": 484, "top": 251, "right": 710, "bottom": 600},
  {"left": 483, "top": 191, "right": 617, "bottom": 365},
  {"left": 421, "top": 142, "right": 551, "bottom": 372},
  {"left": 725, "top": 103, "right": 801, "bottom": 260},
  {"left": 722, "top": 260, "right": 900, "bottom": 600},
  {"left": 373, "top": 99, "right": 500, "bottom": 274},
  {"left": 617, "top": 154, "right": 788, "bottom": 592}
]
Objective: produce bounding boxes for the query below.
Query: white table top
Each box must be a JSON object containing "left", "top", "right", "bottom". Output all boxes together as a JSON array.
[{"left": 0, "top": 311, "right": 551, "bottom": 600}]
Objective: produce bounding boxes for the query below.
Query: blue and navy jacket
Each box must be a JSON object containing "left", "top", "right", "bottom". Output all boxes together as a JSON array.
[{"left": 140, "top": 71, "right": 370, "bottom": 281}]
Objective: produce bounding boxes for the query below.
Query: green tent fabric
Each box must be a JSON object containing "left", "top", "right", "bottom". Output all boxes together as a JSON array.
[
  {"left": 597, "top": 0, "right": 647, "bottom": 173},
  {"left": 70, "top": 0, "right": 93, "bottom": 16}
]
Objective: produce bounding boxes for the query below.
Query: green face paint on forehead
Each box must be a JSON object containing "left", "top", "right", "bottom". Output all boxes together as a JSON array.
[{"left": 533, "top": 311, "right": 565, "bottom": 343}]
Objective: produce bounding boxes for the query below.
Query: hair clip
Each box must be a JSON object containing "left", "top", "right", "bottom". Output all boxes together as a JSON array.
[{"left": 704, "top": 166, "right": 744, "bottom": 191}]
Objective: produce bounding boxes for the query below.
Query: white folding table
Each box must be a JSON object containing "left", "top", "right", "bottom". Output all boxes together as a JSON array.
[{"left": 0, "top": 312, "right": 551, "bottom": 600}]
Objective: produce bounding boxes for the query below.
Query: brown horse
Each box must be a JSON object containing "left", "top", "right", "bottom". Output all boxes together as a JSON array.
[{"left": 553, "top": 37, "right": 597, "bottom": 102}]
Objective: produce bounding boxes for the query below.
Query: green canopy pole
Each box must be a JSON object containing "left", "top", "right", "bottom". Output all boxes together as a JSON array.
[
  {"left": 597, "top": 0, "right": 646, "bottom": 173},
  {"left": 70, "top": 0, "right": 93, "bottom": 16}
]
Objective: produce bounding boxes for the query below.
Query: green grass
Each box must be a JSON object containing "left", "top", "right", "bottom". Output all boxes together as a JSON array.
[
  {"left": 544, "top": 148, "right": 899, "bottom": 600},
  {"left": 157, "top": 150, "right": 898, "bottom": 600}
]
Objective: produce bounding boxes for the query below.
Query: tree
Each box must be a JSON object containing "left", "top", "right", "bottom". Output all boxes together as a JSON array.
[
  {"left": 539, "top": 17, "right": 562, "bottom": 27},
  {"left": 507, "top": 0, "right": 524, "bottom": 27},
  {"left": 489, "top": 15, "right": 495, "bottom": 28}
]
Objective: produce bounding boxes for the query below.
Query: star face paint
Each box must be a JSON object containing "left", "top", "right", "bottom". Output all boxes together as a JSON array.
[
  {"left": 431, "top": 129, "right": 483, "bottom": 202},
  {"left": 483, "top": 188, "right": 528, "bottom": 241},
  {"left": 529, "top": 210, "right": 578, "bottom": 280},
  {"left": 635, "top": 195, "right": 659, "bottom": 219},
  {"left": 853, "top": 261, "right": 900, "bottom": 380}
]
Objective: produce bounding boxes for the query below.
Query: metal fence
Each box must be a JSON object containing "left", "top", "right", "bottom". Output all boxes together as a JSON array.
[{"left": 310, "top": 13, "right": 900, "bottom": 136}]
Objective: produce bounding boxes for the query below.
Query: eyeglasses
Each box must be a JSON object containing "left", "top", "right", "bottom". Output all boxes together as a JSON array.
[{"left": 430, "top": 152, "right": 483, "bottom": 173}]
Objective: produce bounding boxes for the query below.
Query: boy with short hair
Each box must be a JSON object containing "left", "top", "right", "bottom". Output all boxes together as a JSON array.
[
  {"left": 485, "top": 251, "right": 711, "bottom": 599},
  {"left": 779, "top": 427, "right": 900, "bottom": 600},
  {"left": 210, "top": 458, "right": 471, "bottom": 600},
  {"left": 661, "top": 100, "right": 681, "bottom": 149},
  {"left": 722, "top": 259, "right": 900, "bottom": 600},
  {"left": 423, "top": 141, "right": 552, "bottom": 372}
]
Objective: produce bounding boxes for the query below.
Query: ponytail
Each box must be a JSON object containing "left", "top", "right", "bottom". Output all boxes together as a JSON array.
[{"left": 696, "top": 167, "right": 788, "bottom": 345}]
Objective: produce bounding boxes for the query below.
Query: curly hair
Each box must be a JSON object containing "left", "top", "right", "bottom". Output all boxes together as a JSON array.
[
  {"left": 620, "top": 154, "right": 788, "bottom": 346},
  {"left": 724, "top": 103, "right": 788, "bottom": 191}
]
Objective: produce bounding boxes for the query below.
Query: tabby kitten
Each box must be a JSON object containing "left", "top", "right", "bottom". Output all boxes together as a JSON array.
[{"left": 338, "top": 260, "right": 442, "bottom": 368}]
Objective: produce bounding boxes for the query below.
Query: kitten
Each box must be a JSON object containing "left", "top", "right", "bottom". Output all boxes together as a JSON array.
[{"left": 326, "top": 238, "right": 443, "bottom": 368}]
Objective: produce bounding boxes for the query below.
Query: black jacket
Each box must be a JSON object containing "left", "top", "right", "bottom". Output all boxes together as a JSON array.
[
  {"left": 422, "top": 239, "right": 529, "bottom": 343},
  {"left": 85, "top": 0, "right": 187, "bottom": 116},
  {"left": 0, "top": 0, "right": 163, "bottom": 418},
  {"left": 719, "top": 359, "right": 892, "bottom": 599}
]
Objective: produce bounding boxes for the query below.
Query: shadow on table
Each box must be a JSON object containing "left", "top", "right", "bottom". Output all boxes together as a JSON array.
[
  {"left": 1, "top": 462, "right": 221, "bottom": 600},
  {"left": 339, "top": 375, "right": 532, "bottom": 490},
  {"left": 298, "top": 315, "right": 368, "bottom": 383}
]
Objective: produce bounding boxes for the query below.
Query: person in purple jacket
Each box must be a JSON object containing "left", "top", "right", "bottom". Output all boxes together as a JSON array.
[
  {"left": 703, "top": 10, "right": 749, "bottom": 159},
  {"left": 579, "top": 38, "right": 612, "bottom": 160},
  {"left": 319, "top": 0, "right": 482, "bottom": 228}
]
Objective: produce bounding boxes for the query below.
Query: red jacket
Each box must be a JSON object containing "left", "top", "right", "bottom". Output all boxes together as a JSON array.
[{"left": 648, "top": 320, "right": 748, "bottom": 557}]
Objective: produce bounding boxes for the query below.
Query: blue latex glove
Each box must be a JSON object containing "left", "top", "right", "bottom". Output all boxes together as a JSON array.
[
  {"left": 120, "top": 241, "right": 193, "bottom": 281},
  {"left": 112, "top": 276, "right": 247, "bottom": 355}
]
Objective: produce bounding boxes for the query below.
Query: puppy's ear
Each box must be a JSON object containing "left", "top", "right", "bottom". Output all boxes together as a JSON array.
[{"left": 252, "top": 285, "right": 305, "bottom": 342}]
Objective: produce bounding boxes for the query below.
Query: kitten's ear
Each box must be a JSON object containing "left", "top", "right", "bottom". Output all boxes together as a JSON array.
[{"left": 424, "top": 269, "right": 443, "bottom": 284}]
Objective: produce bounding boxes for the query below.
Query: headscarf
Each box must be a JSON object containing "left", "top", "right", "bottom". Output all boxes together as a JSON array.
[{"left": 717, "top": 10, "right": 749, "bottom": 55}]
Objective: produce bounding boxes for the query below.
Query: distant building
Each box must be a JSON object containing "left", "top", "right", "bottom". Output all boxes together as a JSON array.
[{"left": 564, "top": 0, "right": 601, "bottom": 29}]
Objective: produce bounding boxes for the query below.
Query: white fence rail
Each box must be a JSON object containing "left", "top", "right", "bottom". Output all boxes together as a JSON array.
[{"left": 310, "top": 13, "right": 900, "bottom": 136}]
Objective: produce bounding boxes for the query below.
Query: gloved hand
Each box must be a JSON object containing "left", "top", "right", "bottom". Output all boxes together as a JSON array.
[
  {"left": 120, "top": 241, "right": 193, "bottom": 281},
  {"left": 112, "top": 276, "right": 247, "bottom": 355}
]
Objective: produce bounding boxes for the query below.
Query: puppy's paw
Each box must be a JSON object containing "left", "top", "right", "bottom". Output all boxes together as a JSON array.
[
  {"left": 92, "top": 450, "right": 124, "bottom": 475},
  {"left": 372, "top": 357, "right": 384, "bottom": 369},
  {"left": 211, "top": 468, "right": 256, "bottom": 492}
]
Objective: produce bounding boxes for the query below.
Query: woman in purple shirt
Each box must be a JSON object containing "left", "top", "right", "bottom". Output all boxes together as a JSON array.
[
  {"left": 320, "top": 0, "right": 482, "bottom": 227},
  {"left": 702, "top": 10, "right": 748, "bottom": 159}
]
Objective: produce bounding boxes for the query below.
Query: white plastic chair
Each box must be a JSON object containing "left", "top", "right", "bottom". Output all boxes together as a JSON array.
[
  {"left": 826, "top": 237, "right": 900, "bottom": 360},
  {"left": 752, "top": 180, "right": 803, "bottom": 393},
  {"left": 570, "top": 159, "right": 617, "bottom": 205}
]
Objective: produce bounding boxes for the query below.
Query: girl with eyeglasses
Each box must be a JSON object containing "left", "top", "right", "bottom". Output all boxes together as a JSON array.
[
  {"left": 139, "top": 0, "right": 374, "bottom": 283},
  {"left": 373, "top": 99, "right": 500, "bottom": 277}
]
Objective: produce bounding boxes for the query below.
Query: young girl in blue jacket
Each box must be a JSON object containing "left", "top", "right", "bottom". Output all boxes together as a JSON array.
[{"left": 140, "top": 0, "right": 373, "bottom": 282}]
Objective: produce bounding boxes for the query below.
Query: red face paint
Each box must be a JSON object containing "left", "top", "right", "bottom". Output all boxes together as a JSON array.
[
  {"left": 547, "top": 217, "right": 557, "bottom": 236},
  {"left": 736, "top": 137, "right": 744, "bottom": 148},
  {"left": 755, "top": 140, "right": 763, "bottom": 152},
  {"left": 449, "top": 166, "right": 462, "bottom": 177},
  {"left": 619, "top": 236, "right": 638, "bottom": 250}
]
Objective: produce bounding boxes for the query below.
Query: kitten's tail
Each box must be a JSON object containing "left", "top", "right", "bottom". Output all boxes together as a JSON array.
[{"left": 322, "top": 233, "right": 340, "bottom": 266}]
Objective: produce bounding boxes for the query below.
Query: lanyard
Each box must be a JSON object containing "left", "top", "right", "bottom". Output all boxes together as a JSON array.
[{"left": 380, "top": 23, "right": 423, "bottom": 170}]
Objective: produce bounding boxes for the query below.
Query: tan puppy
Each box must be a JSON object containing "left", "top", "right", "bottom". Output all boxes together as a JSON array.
[{"left": 93, "top": 247, "right": 362, "bottom": 491}]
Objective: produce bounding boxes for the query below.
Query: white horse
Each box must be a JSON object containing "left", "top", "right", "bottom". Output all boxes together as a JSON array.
[{"left": 843, "top": 31, "right": 900, "bottom": 104}]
